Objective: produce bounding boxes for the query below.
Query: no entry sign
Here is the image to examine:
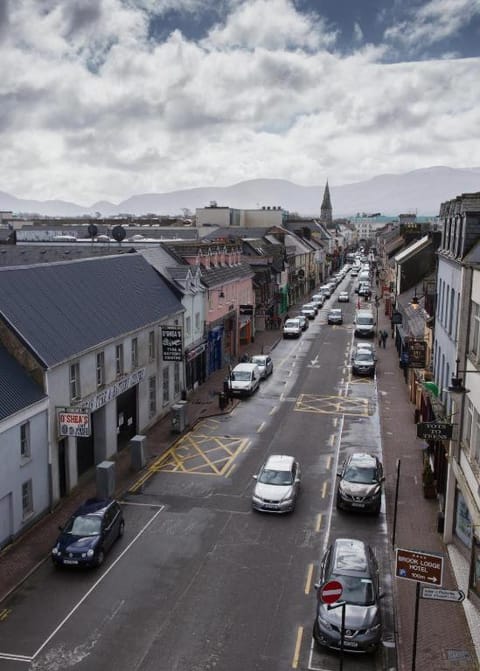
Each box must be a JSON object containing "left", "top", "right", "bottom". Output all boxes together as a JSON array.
[{"left": 319, "top": 580, "right": 343, "bottom": 604}]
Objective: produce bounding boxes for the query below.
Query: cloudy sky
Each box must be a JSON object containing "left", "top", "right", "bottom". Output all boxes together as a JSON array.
[{"left": 1, "top": 0, "right": 480, "bottom": 205}]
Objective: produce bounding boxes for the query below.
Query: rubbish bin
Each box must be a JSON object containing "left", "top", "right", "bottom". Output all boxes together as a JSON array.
[
  {"left": 218, "top": 392, "right": 227, "bottom": 410},
  {"left": 171, "top": 401, "right": 188, "bottom": 433}
]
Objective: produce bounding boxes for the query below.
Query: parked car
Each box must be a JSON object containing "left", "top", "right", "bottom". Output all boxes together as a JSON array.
[
  {"left": 229, "top": 363, "right": 261, "bottom": 396},
  {"left": 283, "top": 318, "right": 302, "bottom": 338},
  {"left": 303, "top": 301, "right": 319, "bottom": 315},
  {"left": 250, "top": 354, "right": 273, "bottom": 379},
  {"left": 311, "top": 293, "right": 325, "bottom": 307},
  {"left": 354, "top": 310, "right": 375, "bottom": 338},
  {"left": 301, "top": 305, "right": 316, "bottom": 320},
  {"left": 295, "top": 314, "right": 309, "bottom": 331},
  {"left": 351, "top": 349, "right": 376, "bottom": 377},
  {"left": 51, "top": 498, "right": 124, "bottom": 568},
  {"left": 358, "top": 283, "right": 372, "bottom": 298},
  {"left": 313, "top": 537, "right": 384, "bottom": 653},
  {"left": 319, "top": 284, "right": 333, "bottom": 298},
  {"left": 338, "top": 291, "right": 349, "bottom": 302},
  {"left": 252, "top": 454, "right": 301, "bottom": 513},
  {"left": 327, "top": 308, "right": 343, "bottom": 325},
  {"left": 336, "top": 452, "right": 384, "bottom": 514}
]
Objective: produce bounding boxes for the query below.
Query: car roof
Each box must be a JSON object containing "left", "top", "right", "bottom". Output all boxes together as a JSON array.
[
  {"left": 74, "top": 498, "right": 113, "bottom": 517},
  {"left": 348, "top": 452, "right": 377, "bottom": 467},
  {"left": 329, "top": 308, "right": 342, "bottom": 313},
  {"left": 331, "top": 538, "right": 369, "bottom": 574},
  {"left": 264, "top": 454, "right": 295, "bottom": 471},
  {"left": 234, "top": 363, "right": 258, "bottom": 371},
  {"left": 251, "top": 354, "right": 267, "bottom": 361}
]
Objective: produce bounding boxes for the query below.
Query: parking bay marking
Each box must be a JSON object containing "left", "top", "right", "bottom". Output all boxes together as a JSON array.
[{"left": 0, "top": 507, "right": 164, "bottom": 664}]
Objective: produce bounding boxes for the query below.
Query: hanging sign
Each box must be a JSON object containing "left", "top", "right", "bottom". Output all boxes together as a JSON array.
[{"left": 162, "top": 326, "right": 183, "bottom": 361}]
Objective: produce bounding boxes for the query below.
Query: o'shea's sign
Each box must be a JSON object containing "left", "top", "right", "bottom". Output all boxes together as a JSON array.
[{"left": 57, "top": 409, "right": 91, "bottom": 438}]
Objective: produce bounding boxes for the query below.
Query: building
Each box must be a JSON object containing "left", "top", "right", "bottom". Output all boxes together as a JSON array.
[{"left": 320, "top": 181, "right": 332, "bottom": 225}]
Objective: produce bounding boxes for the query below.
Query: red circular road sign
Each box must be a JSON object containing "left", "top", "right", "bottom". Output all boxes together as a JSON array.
[{"left": 319, "top": 580, "right": 343, "bottom": 604}]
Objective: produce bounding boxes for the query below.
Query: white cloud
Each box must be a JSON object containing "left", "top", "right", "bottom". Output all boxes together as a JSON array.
[
  {"left": 353, "top": 21, "right": 364, "bottom": 43},
  {"left": 0, "top": 0, "right": 479, "bottom": 204}
]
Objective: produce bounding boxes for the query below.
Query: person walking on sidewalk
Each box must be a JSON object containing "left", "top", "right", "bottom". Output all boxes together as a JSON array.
[{"left": 381, "top": 329, "right": 388, "bottom": 348}]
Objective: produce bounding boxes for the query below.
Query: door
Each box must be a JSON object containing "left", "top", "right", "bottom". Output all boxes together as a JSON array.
[
  {"left": 58, "top": 439, "right": 68, "bottom": 498},
  {"left": 0, "top": 493, "right": 13, "bottom": 548}
]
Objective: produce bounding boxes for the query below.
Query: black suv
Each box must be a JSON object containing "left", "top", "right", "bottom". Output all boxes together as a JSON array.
[
  {"left": 52, "top": 498, "right": 124, "bottom": 568},
  {"left": 313, "top": 538, "right": 383, "bottom": 653},
  {"left": 336, "top": 453, "right": 384, "bottom": 514}
]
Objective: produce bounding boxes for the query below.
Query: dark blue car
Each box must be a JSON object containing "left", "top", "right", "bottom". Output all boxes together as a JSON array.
[{"left": 52, "top": 498, "right": 124, "bottom": 568}]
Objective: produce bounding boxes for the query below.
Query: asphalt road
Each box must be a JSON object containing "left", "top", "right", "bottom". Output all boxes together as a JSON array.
[{"left": 0, "top": 275, "right": 397, "bottom": 671}]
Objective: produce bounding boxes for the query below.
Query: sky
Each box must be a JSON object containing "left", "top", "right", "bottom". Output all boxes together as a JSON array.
[{"left": 1, "top": 0, "right": 480, "bottom": 205}]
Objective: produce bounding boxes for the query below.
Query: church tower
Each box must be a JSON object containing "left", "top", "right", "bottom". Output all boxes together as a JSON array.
[{"left": 320, "top": 180, "right": 333, "bottom": 225}]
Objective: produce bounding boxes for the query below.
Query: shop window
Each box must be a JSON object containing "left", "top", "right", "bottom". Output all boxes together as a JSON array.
[
  {"left": 162, "top": 367, "right": 169, "bottom": 405},
  {"left": 472, "top": 537, "right": 480, "bottom": 598},
  {"left": 116, "top": 344, "right": 124, "bottom": 377},
  {"left": 174, "top": 362, "right": 180, "bottom": 395},
  {"left": 149, "top": 375, "right": 156, "bottom": 418}
]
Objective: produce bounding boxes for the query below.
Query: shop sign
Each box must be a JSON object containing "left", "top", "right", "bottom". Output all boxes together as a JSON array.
[
  {"left": 239, "top": 304, "right": 254, "bottom": 315},
  {"left": 162, "top": 326, "right": 183, "bottom": 361},
  {"left": 57, "top": 409, "right": 91, "bottom": 438},
  {"left": 186, "top": 342, "right": 206, "bottom": 362},
  {"left": 417, "top": 422, "right": 453, "bottom": 440},
  {"left": 395, "top": 548, "right": 443, "bottom": 586},
  {"left": 82, "top": 368, "right": 146, "bottom": 412},
  {"left": 408, "top": 340, "right": 427, "bottom": 368}
]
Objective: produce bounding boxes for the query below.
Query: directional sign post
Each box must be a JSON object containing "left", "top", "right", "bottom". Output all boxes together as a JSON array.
[
  {"left": 421, "top": 587, "right": 465, "bottom": 603},
  {"left": 395, "top": 547, "right": 444, "bottom": 586}
]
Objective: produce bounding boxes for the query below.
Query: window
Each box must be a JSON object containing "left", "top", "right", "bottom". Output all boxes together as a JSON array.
[
  {"left": 96, "top": 351, "right": 105, "bottom": 388},
  {"left": 149, "top": 331, "right": 156, "bottom": 361},
  {"left": 20, "top": 422, "right": 30, "bottom": 459},
  {"left": 469, "top": 302, "right": 480, "bottom": 360},
  {"left": 195, "top": 312, "right": 200, "bottom": 332},
  {"left": 162, "top": 367, "right": 169, "bottom": 405},
  {"left": 448, "top": 287, "right": 455, "bottom": 336},
  {"left": 69, "top": 362, "right": 81, "bottom": 402},
  {"left": 116, "top": 344, "right": 124, "bottom": 377},
  {"left": 174, "top": 362, "right": 180, "bottom": 395},
  {"left": 149, "top": 376, "right": 157, "bottom": 418},
  {"left": 185, "top": 316, "right": 191, "bottom": 337},
  {"left": 131, "top": 338, "right": 138, "bottom": 369},
  {"left": 464, "top": 398, "right": 474, "bottom": 451},
  {"left": 22, "top": 480, "right": 33, "bottom": 518}
]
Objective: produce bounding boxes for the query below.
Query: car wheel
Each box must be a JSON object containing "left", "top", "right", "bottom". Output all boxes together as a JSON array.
[
  {"left": 96, "top": 549, "right": 105, "bottom": 567},
  {"left": 118, "top": 519, "right": 125, "bottom": 539}
]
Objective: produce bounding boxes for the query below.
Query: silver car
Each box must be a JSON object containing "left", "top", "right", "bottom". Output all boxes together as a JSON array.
[
  {"left": 250, "top": 354, "right": 273, "bottom": 379},
  {"left": 313, "top": 538, "right": 384, "bottom": 654},
  {"left": 252, "top": 455, "right": 301, "bottom": 513}
]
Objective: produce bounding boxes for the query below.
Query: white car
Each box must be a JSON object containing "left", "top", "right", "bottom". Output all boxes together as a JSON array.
[
  {"left": 283, "top": 318, "right": 302, "bottom": 338},
  {"left": 301, "top": 306, "right": 316, "bottom": 320},
  {"left": 338, "top": 291, "right": 349, "bottom": 302},
  {"left": 252, "top": 455, "right": 301, "bottom": 513},
  {"left": 250, "top": 354, "right": 273, "bottom": 379},
  {"left": 229, "top": 363, "right": 261, "bottom": 396}
]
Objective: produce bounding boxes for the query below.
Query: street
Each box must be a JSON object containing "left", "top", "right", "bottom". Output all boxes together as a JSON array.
[{"left": 0, "top": 276, "right": 396, "bottom": 671}]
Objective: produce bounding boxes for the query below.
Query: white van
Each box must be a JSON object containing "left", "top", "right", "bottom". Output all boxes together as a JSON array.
[
  {"left": 230, "top": 363, "right": 261, "bottom": 396},
  {"left": 354, "top": 310, "right": 375, "bottom": 338}
]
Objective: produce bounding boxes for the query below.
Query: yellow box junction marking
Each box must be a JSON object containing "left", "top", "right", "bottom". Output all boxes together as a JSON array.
[
  {"left": 294, "top": 393, "right": 371, "bottom": 417},
  {"left": 0, "top": 608, "right": 11, "bottom": 621}
]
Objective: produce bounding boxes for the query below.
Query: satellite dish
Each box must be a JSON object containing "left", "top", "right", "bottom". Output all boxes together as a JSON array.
[
  {"left": 87, "top": 223, "right": 98, "bottom": 239},
  {"left": 112, "top": 225, "right": 126, "bottom": 242}
]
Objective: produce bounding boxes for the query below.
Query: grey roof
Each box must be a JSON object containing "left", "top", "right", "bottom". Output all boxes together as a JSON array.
[
  {"left": 0, "top": 344, "right": 46, "bottom": 421},
  {"left": 200, "top": 263, "right": 253, "bottom": 288},
  {"left": 0, "top": 254, "right": 184, "bottom": 368}
]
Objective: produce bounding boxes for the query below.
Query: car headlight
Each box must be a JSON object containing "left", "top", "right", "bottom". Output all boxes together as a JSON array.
[
  {"left": 366, "top": 623, "right": 382, "bottom": 633},
  {"left": 252, "top": 495, "right": 262, "bottom": 503},
  {"left": 52, "top": 546, "right": 59, "bottom": 555},
  {"left": 86, "top": 548, "right": 95, "bottom": 558}
]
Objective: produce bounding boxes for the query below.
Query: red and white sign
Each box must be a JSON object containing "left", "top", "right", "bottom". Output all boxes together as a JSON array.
[
  {"left": 319, "top": 580, "right": 343, "bottom": 604},
  {"left": 57, "top": 409, "right": 91, "bottom": 438}
]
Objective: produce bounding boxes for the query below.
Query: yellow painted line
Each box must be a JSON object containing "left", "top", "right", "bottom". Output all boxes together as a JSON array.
[
  {"left": 0, "top": 608, "right": 11, "bottom": 621},
  {"left": 305, "top": 563, "right": 314, "bottom": 595},
  {"left": 292, "top": 626, "right": 303, "bottom": 668},
  {"left": 326, "top": 455, "right": 332, "bottom": 470},
  {"left": 333, "top": 417, "right": 338, "bottom": 428},
  {"left": 225, "top": 462, "right": 237, "bottom": 478},
  {"left": 280, "top": 392, "right": 285, "bottom": 401},
  {"left": 322, "top": 480, "right": 328, "bottom": 498},
  {"left": 241, "top": 440, "right": 251, "bottom": 453},
  {"left": 269, "top": 405, "right": 278, "bottom": 415},
  {"left": 315, "top": 513, "right": 322, "bottom": 532},
  {"left": 257, "top": 421, "right": 266, "bottom": 433},
  {"left": 328, "top": 434, "right": 335, "bottom": 447}
]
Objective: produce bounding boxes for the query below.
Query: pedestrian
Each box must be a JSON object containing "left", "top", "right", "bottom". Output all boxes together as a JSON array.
[
  {"left": 381, "top": 329, "right": 388, "bottom": 348},
  {"left": 378, "top": 332, "right": 383, "bottom": 347}
]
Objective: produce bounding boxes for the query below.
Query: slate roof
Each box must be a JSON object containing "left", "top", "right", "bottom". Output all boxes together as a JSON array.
[
  {"left": 0, "top": 344, "right": 46, "bottom": 421},
  {"left": 0, "top": 254, "right": 184, "bottom": 368},
  {"left": 200, "top": 263, "right": 253, "bottom": 288}
]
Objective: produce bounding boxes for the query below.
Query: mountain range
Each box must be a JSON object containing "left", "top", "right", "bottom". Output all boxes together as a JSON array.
[{"left": 1, "top": 166, "right": 479, "bottom": 218}]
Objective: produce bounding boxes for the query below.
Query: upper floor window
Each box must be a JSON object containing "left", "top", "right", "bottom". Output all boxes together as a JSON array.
[
  {"left": 195, "top": 312, "right": 200, "bottom": 332},
  {"left": 69, "top": 362, "right": 81, "bottom": 402},
  {"left": 185, "top": 316, "right": 191, "bottom": 337},
  {"left": 149, "top": 331, "right": 156, "bottom": 361},
  {"left": 469, "top": 302, "right": 480, "bottom": 360},
  {"left": 448, "top": 287, "right": 455, "bottom": 336},
  {"left": 96, "top": 351, "right": 105, "bottom": 388},
  {"left": 116, "top": 344, "right": 124, "bottom": 377},
  {"left": 131, "top": 337, "right": 138, "bottom": 369},
  {"left": 20, "top": 422, "right": 31, "bottom": 459}
]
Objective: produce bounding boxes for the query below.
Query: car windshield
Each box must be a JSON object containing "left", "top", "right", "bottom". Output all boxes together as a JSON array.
[
  {"left": 331, "top": 574, "right": 375, "bottom": 606},
  {"left": 232, "top": 371, "right": 252, "bottom": 381},
  {"left": 251, "top": 357, "right": 265, "bottom": 366},
  {"left": 258, "top": 468, "right": 293, "bottom": 485},
  {"left": 65, "top": 515, "right": 101, "bottom": 536},
  {"left": 330, "top": 310, "right": 341, "bottom": 316},
  {"left": 355, "top": 352, "right": 373, "bottom": 362},
  {"left": 357, "top": 316, "right": 373, "bottom": 324},
  {"left": 344, "top": 464, "right": 377, "bottom": 484}
]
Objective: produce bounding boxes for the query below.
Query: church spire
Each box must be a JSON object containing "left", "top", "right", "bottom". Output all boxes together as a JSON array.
[{"left": 320, "top": 180, "right": 332, "bottom": 225}]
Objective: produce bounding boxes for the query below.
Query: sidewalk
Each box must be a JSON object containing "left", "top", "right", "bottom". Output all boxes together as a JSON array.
[
  {"left": 376, "top": 300, "right": 480, "bottom": 670},
  {"left": 0, "top": 327, "right": 282, "bottom": 604}
]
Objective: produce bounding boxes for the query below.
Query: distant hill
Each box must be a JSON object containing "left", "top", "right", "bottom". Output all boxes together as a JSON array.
[{"left": 1, "top": 166, "right": 480, "bottom": 218}]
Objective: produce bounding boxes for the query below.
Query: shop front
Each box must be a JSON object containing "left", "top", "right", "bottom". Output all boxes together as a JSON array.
[{"left": 185, "top": 341, "right": 207, "bottom": 390}]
